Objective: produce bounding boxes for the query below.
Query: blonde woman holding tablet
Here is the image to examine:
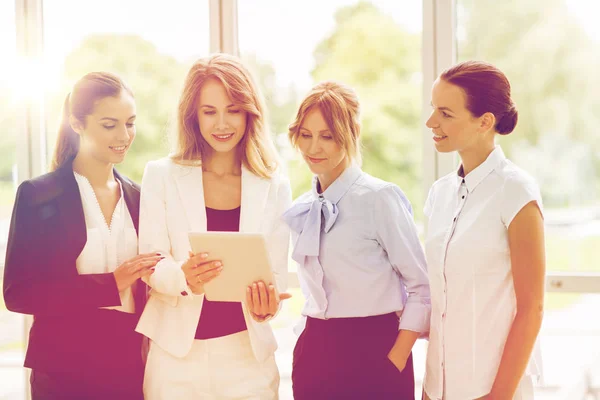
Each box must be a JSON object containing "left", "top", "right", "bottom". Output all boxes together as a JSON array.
[{"left": 137, "top": 54, "right": 291, "bottom": 399}]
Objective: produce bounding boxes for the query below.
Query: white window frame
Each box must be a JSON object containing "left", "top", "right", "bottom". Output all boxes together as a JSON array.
[
  {"left": 209, "top": 0, "right": 239, "bottom": 55},
  {"left": 14, "top": 1, "right": 44, "bottom": 398}
]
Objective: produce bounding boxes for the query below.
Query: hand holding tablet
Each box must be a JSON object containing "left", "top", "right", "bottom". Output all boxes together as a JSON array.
[
  {"left": 245, "top": 281, "right": 292, "bottom": 322},
  {"left": 181, "top": 251, "right": 223, "bottom": 295},
  {"left": 188, "top": 232, "right": 291, "bottom": 320},
  {"left": 187, "top": 232, "right": 276, "bottom": 301}
]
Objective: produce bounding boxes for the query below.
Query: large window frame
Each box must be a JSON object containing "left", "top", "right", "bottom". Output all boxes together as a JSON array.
[{"left": 6, "top": 1, "right": 600, "bottom": 399}]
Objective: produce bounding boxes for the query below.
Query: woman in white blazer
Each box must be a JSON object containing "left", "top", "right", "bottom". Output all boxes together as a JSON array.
[{"left": 136, "top": 54, "right": 292, "bottom": 400}]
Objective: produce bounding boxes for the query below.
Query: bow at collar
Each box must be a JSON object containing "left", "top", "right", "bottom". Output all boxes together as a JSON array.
[{"left": 283, "top": 194, "right": 339, "bottom": 263}]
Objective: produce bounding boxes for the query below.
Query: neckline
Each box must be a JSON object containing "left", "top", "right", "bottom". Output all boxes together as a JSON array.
[
  {"left": 205, "top": 206, "right": 241, "bottom": 212},
  {"left": 74, "top": 170, "right": 124, "bottom": 233}
]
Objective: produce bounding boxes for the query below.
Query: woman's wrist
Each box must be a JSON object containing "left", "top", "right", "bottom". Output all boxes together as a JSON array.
[{"left": 250, "top": 311, "right": 274, "bottom": 322}]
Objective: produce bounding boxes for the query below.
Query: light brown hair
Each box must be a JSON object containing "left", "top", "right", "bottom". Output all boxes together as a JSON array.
[
  {"left": 171, "top": 53, "right": 278, "bottom": 178},
  {"left": 288, "top": 81, "right": 362, "bottom": 164}
]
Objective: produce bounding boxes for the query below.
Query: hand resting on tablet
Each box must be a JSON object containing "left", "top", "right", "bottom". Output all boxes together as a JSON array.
[{"left": 182, "top": 251, "right": 224, "bottom": 295}]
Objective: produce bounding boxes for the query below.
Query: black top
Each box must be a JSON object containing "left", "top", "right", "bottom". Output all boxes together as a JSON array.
[
  {"left": 194, "top": 206, "right": 247, "bottom": 339},
  {"left": 2, "top": 159, "right": 147, "bottom": 373}
]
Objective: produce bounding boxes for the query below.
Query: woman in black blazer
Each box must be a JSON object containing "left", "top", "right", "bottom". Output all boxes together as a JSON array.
[{"left": 2, "top": 72, "right": 160, "bottom": 399}]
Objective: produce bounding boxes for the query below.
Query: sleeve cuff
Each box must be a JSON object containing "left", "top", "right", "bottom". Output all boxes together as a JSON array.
[{"left": 398, "top": 301, "right": 431, "bottom": 335}]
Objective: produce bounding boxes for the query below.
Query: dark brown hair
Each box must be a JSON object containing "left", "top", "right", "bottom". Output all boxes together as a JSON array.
[
  {"left": 441, "top": 61, "right": 517, "bottom": 135},
  {"left": 50, "top": 72, "right": 133, "bottom": 171}
]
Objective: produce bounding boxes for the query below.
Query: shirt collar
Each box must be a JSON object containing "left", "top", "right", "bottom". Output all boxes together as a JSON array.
[
  {"left": 457, "top": 146, "right": 505, "bottom": 192},
  {"left": 311, "top": 162, "right": 362, "bottom": 205}
]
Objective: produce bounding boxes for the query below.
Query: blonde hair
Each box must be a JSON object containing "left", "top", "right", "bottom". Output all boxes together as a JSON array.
[
  {"left": 171, "top": 53, "right": 278, "bottom": 178},
  {"left": 51, "top": 72, "right": 133, "bottom": 171},
  {"left": 288, "top": 81, "right": 362, "bottom": 165}
]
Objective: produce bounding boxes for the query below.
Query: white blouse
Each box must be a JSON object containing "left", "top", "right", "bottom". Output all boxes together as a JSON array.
[
  {"left": 423, "top": 146, "right": 543, "bottom": 400},
  {"left": 74, "top": 171, "right": 138, "bottom": 314}
]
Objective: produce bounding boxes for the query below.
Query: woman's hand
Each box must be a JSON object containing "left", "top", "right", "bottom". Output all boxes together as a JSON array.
[
  {"left": 387, "top": 345, "right": 408, "bottom": 373},
  {"left": 113, "top": 252, "right": 162, "bottom": 292},
  {"left": 182, "top": 251, "right": 223, "bottom": 294},
  {"left": 245, "top": 280, "right": 291, "bottom": 322},
  {"left": 386, "top": 329, "right": 420, "bottom": 373}
]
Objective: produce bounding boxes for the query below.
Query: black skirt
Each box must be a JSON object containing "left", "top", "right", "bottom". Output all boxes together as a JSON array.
[
  {"left": 292, "top": 312, "right": 415, "bottom": 400},
  {"left": 29, "top": 309, "right": 144, "bottom": 400}
]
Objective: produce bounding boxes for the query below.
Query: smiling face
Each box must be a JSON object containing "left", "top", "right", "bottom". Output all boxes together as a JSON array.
[
  {"left": 196, "top": 77, "right": 247, "bottom": 157},
  {"left": 297, "top": 107, "right": 349, "bottom": 184},
  {"left": 71, "top": 91, "right": 136, "bottom": 165},
  {"left": 426, "top": 78, "right": 487, "bottom": 153}
]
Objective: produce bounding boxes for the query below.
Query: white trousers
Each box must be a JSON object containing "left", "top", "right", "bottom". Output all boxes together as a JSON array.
[{"left": 144, "top": 331, "right": 279, "bottom": 400}]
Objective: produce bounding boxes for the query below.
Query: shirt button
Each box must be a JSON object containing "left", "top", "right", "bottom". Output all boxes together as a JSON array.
[
  {"left": 442, "top": 313, "right": 446, "bottom": 318},
  {"left": 453, "top": 217, "right": 456, "bottom": 222},
  {"left": 462, "top": 195, "right": 465, "bottom": 199}
]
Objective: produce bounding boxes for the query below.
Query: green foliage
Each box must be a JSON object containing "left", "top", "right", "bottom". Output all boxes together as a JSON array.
[
  {"left": 311, "top": 2, "right": 423, "bottom": 210},
  {"left": 459, "top": 0, "right": 600, "bottom": 207}
]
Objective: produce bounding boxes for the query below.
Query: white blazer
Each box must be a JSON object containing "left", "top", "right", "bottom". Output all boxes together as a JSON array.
[{"left": 135, "top": 158, "right": 291, "bottom": 362}]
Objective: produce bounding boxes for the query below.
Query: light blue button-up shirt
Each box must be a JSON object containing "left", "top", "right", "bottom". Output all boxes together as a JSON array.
[{"left": 283, "top": 164, "right": 431, "bottom": 334}]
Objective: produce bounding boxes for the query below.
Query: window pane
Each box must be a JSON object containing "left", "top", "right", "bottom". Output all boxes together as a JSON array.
[
  {"left": 457, "top": 0, "right": 600, "bottom": 397},
  {"left": 0, "top": 1, "right": 26, "bottom": 398},
  {"left": 239, "top": 1, "right": 423, "bottom": 397},
  {"left": 43, "top": 0, "right": 210, "bottom": 182}
]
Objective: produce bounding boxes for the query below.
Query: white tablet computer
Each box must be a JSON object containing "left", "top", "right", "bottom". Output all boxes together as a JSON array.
[{"left": 188, "top": 232, "right": 275, "bottom": 302}]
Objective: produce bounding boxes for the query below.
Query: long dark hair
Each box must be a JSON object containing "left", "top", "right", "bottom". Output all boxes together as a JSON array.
[{"left": 50, "top": 72, "right": 133, "bottom": 171}]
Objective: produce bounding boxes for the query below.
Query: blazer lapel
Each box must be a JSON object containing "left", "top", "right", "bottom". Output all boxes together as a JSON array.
[
  {"left": 173, "top": 163, "right": 207, "bottom": 232},
  {"left": 239, "top": 167, "right": 271, "bottom": 233},
  {"left": 116, "top": 171, "right": 140, "bottom": 235},
  {"left": 56, "top": 162, "right": 87, "bottom": 259},
  {"left": 115, "top": 169, "right": 146, "bottom": 314}
]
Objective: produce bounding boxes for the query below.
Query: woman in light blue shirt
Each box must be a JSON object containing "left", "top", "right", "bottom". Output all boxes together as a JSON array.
[{"left": 283, "top": 81, "right": 431, "bottom": 399}]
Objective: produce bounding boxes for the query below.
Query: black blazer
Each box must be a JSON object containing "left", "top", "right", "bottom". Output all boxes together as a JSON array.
[{"left": 2, "top": 160, "right": 146, "bottom": 372}]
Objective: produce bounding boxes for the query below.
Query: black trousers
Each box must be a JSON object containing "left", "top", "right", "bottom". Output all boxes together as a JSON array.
[
  {"left": 292, "top": 313, "right": 415, "bottom": 400},
  {"left": 30, "top": 310, "right": 144, "bottom": 400}
]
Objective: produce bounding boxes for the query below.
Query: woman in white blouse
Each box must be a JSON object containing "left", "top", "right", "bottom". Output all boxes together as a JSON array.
[
  {"left": 136, "top": 54, "right": 291, "bottom": 400},
  {"left": 3, "top": 72, "right": 160, "bottom": 399},
  {"left": 423, "top": 61, "right": 545, "bottom": 400}
]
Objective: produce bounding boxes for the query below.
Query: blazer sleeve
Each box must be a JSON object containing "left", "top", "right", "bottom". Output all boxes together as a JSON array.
[
  {"left": 266, "top": 176, "right": 292, "bottom": 296},
  {"left": 2, "top": 181, "right": 121, "bottom": 316},
  {"left": 138, "top": 161, "right": 190, "bottom": 298}
]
